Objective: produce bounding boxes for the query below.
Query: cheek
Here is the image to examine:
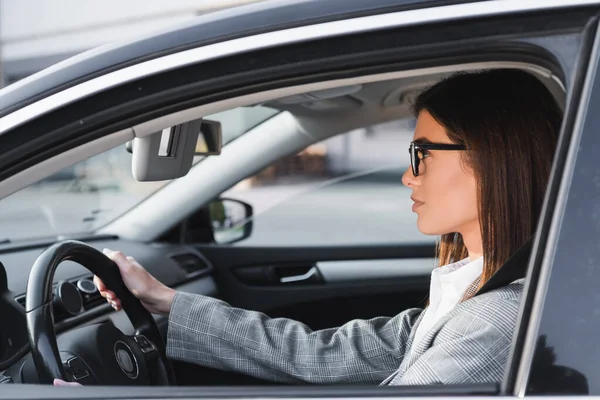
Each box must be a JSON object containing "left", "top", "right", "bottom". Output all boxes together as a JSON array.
[{"left": 416, "top": 160, "right": 478, "bottom": 235}]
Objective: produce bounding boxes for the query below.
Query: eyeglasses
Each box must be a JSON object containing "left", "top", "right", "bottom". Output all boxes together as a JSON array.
[{"left": 409, "top": 142, "right": 467, "bottom": 177}]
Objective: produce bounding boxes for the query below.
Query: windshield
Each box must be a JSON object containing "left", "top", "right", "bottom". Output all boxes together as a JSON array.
[{"left": 0, "top": 106, "right": 278, "bottom": 242}]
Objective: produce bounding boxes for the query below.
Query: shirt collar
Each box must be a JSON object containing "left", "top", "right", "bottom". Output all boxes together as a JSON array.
[
  {"left": 432, "top": 256, "right": 484, "bottom": 300},
  {"left": 435, "top": 256, "right": 483, "bottom": 280}
]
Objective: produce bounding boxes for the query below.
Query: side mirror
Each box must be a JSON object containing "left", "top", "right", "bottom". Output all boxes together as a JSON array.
[{"left": 208, "top": 198, "right": 253, "bottom": 244}]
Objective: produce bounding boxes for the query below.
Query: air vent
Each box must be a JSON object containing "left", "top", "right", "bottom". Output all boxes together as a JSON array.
[
  {"left": 14, "top": 275, "right": 104, "bottom": 315},
  {"left": 76, "top": 276, "right": 103, "bottom": 310},
  {"left": 171, "top": 253, "right": 209, "bottom": 275}
]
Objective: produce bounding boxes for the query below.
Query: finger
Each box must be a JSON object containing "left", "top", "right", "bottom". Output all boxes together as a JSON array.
[
  {"left": 103, "top": 249, "right": 132, "bottom": 274},
  {"left": 110, "top": 297, "right": 121, "bottom": 306},
  {"left": 94, "top": 280, "right": 118, "bottom": 301},
  {"left": 93, "top": 275, "right": 107, "bottom": 292},
  {"left": 53, "top": 378, "right": 82, "bottom": 386},
  {"left": 110, "top": 300, "right": 122, "bottom": 311},
  {"left": 103, "top": 291, "right": 117, "bottom": 301}
]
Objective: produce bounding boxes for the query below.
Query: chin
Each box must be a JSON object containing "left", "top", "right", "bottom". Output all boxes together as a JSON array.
[
  {"left": 416, "top": 218, "right": 449, "bottom": 236},
  {"left": 416, "top": 223, "right": 439, "bottom": 236}
]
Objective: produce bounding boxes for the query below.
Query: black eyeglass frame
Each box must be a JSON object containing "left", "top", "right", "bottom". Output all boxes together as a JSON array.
[{"left": 408, "top": 142, "right": 467, "bottom": 176}]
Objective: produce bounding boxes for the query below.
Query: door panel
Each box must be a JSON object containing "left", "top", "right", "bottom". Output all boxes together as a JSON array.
[{"left": 196, "top": 244, "right": 435, "bottom": 330}]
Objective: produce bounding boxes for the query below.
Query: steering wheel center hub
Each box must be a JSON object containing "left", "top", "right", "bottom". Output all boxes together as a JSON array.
[{"left": 115, "top": 341, "right": 139, "bottom": 379}]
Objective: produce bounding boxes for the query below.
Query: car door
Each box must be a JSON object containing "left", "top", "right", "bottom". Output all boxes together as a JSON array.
[{"left": 0, "top": 1, "right": 599, "bottom": 399}]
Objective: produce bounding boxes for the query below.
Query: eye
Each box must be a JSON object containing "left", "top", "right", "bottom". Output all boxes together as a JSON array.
[{"left": 418, "top": 149, "right": 430, "bottom": 160}]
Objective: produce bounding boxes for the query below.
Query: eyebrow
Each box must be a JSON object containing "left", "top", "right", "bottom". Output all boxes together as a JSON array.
[{"left": 412, "top": 138, "right": 434, "bottom": 145}]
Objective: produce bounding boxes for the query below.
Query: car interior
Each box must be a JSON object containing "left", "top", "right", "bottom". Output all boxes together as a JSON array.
[{"left": 0, "top": 60, "right": 566, "bottom": 386}]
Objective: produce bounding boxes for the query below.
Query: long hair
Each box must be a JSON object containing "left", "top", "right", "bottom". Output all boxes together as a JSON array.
[{"left": 413, "top": 69, "right": 562, "bottom": 298}]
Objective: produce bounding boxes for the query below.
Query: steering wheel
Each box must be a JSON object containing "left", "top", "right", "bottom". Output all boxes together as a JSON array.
[{"left": 24, "top": 240, "right": 176, "bottom": 385}]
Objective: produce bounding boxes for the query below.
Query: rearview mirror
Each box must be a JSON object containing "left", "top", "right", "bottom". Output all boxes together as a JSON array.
[
  {"left": 128, "top": 118, "right": 222, "bottom": 181},
  {"left": 194, "top": 119, "right": 222, "bottom": 155},
  {"left": 208, "top": 198, "right": 253, "bottom": 244},
  {"left": 125, "top": 119, "right": 222, "bottom": 156}
]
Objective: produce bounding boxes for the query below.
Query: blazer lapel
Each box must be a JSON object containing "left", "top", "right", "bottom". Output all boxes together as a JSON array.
[
  {"left": 396, "top": 275, "right": 481, "bottom": 376},
  {"left": 383, "top": 239, "right": 533, "bottom": 386}
]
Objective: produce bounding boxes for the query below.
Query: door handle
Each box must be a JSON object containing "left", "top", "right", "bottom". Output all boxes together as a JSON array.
[
  {"left": 233, "top": 265, "right": 322, "bottom": 286},
  {"left": 280, "top": 266, "right": 318, "bottom": 284}
]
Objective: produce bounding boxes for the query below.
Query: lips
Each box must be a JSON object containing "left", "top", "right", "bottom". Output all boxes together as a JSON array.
[{"left": 411, "top": 196, "right": 424, "bottom": 212}]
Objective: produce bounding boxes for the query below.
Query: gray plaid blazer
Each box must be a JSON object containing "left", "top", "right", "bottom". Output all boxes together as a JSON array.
[{"left": 166, "top": 279, "right": 523, "bottom": 385}]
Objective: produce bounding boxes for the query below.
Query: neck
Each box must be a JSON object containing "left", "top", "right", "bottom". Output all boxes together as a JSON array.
[{"left": 461, "top": 224, "right": 483, "bottom": 261}]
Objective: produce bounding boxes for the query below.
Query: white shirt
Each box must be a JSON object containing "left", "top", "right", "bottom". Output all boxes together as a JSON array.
[{"left": 411, "top": 256, "right": 484, "bottom": 353}]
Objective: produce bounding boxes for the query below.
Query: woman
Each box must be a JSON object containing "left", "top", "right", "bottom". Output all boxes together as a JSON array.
[{"left": 56, "top": 68, "right": 562, "bottom": 386}]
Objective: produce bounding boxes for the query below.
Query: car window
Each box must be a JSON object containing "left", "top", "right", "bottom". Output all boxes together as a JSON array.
[
  {"left": 0, "top": 106, "right": 278, "bottom": 242},
  {"left": 221, "top": 118, "right": 433, "bottom": 246}
]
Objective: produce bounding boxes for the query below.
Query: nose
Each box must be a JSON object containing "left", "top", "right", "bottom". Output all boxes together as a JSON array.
[{"left": 402, "top": 165, "right": 417, "bottom": 187}]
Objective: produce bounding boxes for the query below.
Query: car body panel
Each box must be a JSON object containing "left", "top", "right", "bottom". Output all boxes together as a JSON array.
[
  {"left": 0, "top": 0, "right": 597, "bottom": 133},
  {"left": 0, "top": 0, "right": 475, "bottom": 119}
]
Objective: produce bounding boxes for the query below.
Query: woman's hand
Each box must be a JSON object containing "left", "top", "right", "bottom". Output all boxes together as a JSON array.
[
  {"left": 94, "top": 249, "right": 176, "bottom": 315},
  {"left": 53, "top": 379, "right": 82, "bottom": 386}
]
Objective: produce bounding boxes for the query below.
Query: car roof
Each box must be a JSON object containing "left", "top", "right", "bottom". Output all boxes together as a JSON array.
[{"left": 0, "top": 0, "right": 475, "bottom": 118}]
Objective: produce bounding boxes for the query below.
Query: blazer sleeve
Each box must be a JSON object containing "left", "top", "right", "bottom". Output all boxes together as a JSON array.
[{"left": 166, "top": 291, "right": 422, "bottom": 384}]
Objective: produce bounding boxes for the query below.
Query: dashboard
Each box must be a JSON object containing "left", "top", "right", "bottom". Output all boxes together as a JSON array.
[{"left": 0, "top": 235, "right": 218, "bottom": 382}]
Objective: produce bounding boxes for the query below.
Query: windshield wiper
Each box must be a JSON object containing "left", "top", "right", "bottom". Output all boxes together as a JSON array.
[{"left": 0, "top": 239, "right": 11, "bottom": 245}]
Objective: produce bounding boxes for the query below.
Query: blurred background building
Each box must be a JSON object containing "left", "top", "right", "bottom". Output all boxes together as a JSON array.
[{"left": 0, "top": 0, "right": 266, "bottom": 85}]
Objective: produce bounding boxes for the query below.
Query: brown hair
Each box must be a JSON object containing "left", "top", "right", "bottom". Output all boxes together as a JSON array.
[{"left": 413, "top": 69, "right": 562, "bottom": 297}]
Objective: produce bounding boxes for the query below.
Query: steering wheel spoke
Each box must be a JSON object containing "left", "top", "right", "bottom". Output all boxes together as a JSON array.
[
  {"left": 60, "top": 354, "right": 94, "bottom": 384},
  {"left": 133, "top": 334, "right": 159, "bottom": 361}
]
